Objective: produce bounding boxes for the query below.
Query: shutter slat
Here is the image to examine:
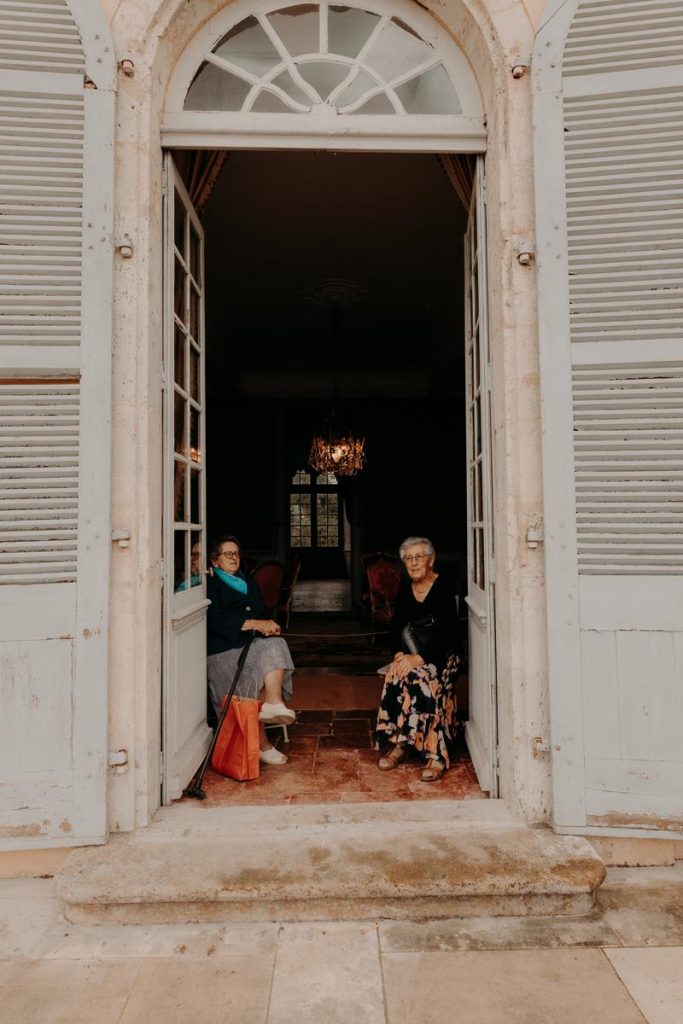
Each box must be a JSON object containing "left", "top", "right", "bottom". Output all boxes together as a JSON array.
[
  {"left": 0, "top": 382, "right": 79, "bottom": 584},
  {"left": 572, "top": 367, "right": 683, "bottom": 575},
  {"left": 0, "top": 1, "right": 84, "bottom": 74},
  {"left": 563, "top": 4, "right": 683, "bottom": 76},
  {"left": 563, "top": 83, "right": 683, "bottom": 349},
  {"left": 0, "top": 87, "right": 84, "bottom": 347}
]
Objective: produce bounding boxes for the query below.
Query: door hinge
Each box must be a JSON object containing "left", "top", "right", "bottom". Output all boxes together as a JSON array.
[
  {"left": 159, "top": 750, "right": 164, "bottom": 776},
  {"left": 488, "top": 557, "right": 496, "bottom": 584},
  {"left": 532, "top": 736, "right": 550, "bottom": 759},
  {"left": 160, "top": 558, "right": 165, "bottom": 586},
  {"left": 526, "top": 519, "right": 544, "bottom": 549},
  {"left": 108, "top": 749, "right": 128, "bottom": 774}
]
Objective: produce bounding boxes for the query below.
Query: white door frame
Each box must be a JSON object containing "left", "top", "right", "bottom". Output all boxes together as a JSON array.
[
  {"left": 158, "top": 0, "right": 496, "bottom": 801},
  {"left": 160, "top": 143, "right": 499, "bottom": 800}
]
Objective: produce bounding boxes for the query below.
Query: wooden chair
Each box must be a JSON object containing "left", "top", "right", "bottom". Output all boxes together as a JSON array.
[
  {"left": 363, "top": 553, "right": 401, "bottom": 640},
  {"left": 276, "top": 555, "right": 301, "bottom": 629}
]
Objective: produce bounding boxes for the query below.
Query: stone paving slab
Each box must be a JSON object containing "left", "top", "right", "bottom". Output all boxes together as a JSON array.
[
  {"left": 0, "top": 879, "right": 62, "bottom": 959},
  {"left": 605, "top": 948, "right": 683, "bottom": 1024},
  {"left": 598, "top": 867, "right": 683, "bottom": 947},
  {"left": 268, "top": 923, "right": 384, "bottom": 1024},
  {"left": 0, "top": 959, "right": 140, "bottom": 1024},
  {"left": 118, "top": 956, "right": 274, "bottom": 1024},
  {"left": 37, "top": 920, "right": 280, "bottom": 961},
  {"left": 382, "top": 948, "right": 648, "bottom": 1024}
]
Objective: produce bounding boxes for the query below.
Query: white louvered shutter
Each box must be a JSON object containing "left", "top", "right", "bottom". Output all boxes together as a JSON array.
[
  {"left": 0, "top": 1, "right": 115, "bottom": 848},
  {"left": 534, "top": 0, "right": 683, "bottom": 833}
]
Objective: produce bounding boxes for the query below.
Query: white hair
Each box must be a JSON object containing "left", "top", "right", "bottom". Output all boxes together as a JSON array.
[{"left": 399, "top": 536, "right": 435, "bottom": 561}]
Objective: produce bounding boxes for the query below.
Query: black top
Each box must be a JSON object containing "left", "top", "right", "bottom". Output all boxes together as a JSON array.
[
  {"left": 389, "top": 573, "right": 458, "bottom": 672},
  {"left": 206, "top": 572, "right": 267, "bottom": 656}
]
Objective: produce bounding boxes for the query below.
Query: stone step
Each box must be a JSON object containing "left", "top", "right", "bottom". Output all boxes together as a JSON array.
[{"left": 55, "top": 800, "right": 606, "bottom": 924}]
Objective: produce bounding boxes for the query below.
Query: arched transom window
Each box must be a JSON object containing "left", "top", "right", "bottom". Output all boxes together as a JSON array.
[
  {"left": 188, "top": 4, "right": 461, "bottom": 115},
  {"left": 164, "top": 0, "right": 485, "bottom": 149}
]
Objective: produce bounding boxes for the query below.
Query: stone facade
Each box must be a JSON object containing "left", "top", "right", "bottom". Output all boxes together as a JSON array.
[{"left": 99, "top": 0, "right": 551, "bottom": 833}]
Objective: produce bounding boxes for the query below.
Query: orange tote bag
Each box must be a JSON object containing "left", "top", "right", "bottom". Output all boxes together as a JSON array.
[{"left": 211, "top": 697, "right": 261, "bottom": 781}]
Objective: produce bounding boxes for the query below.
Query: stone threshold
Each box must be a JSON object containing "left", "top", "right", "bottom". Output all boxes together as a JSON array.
[{"left": 55, "top": 799, "right": 606, "bottom": 925}]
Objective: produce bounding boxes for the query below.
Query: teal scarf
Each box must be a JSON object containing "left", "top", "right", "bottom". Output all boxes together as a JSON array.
[
  {"left": 175, "top": 574, "right": 202, "bottom": 592},
  {"left": 214, "top": 567, "right": 248, "bottom": 595}
]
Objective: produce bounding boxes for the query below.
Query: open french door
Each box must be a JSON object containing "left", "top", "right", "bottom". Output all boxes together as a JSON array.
[
  {"left": 161, "top": 154, "right": 211, "bottom": 803},
  {"left": 464, "top": 160, "right": 498, "bottom": 795}
]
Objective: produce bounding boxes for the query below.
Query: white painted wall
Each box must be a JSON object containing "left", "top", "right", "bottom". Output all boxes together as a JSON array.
[
  {"left": 534, "top": 0, "right": 683, "bottom": 838},
  {"left": 0, "top": 2, "right": 116, "bottom": 849}
]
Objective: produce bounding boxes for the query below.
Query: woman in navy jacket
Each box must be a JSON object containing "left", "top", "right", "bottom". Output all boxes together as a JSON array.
[{"left": 207, "top": 535, "right": 295, "bottom": 766}]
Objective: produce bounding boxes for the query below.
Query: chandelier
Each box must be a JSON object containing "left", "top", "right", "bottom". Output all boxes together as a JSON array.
[
  {"left": 309, "top": 428, "right": 366, "bottom": 477},
  {"left": 305, "top": 278, "right": 367, "bottom": 478}
]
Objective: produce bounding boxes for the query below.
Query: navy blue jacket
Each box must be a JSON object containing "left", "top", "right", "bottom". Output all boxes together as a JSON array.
[{"left": 206, "top": 572, "right": 266, "bottom": 656}]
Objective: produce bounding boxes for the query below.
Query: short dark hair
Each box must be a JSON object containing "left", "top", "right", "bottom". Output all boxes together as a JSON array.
[{"left": 209, "top": 534, "right": 241, "bottom": 563}]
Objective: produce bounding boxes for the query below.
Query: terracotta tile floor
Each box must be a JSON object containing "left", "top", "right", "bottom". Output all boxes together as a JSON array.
[{"left": 196, "top": 673, "right": 487, "bottom": 806}]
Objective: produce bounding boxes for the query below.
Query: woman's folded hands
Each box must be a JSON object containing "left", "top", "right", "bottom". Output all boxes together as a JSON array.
[
  {"left": 385, "top": 652, "right": 424, "bottom": 682},
  {"left": 243, "top": 619, "right": 281, "bottom": 637}
]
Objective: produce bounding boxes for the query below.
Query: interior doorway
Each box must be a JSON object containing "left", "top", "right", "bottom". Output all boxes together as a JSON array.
[{"left": 162, "top": 148, "right": 497, "bottom": 805}]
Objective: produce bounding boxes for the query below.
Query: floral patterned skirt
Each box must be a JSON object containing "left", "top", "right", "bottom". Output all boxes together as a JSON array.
[{"left": 374, "top": 655, "right": 459, "bottom": 768}]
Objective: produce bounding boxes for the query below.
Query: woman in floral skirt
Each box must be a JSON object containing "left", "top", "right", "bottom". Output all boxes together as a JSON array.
[{"left": 375, "top": 536, "right": 460, "bottom": 782}]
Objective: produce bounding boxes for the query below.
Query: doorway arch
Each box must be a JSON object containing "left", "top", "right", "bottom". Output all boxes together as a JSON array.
[
  {"left": 162, "top": 0, "right": 485, "bottom": 151},
  {"left": 108, "top": 0, "right": 554, "bottom": 828}
]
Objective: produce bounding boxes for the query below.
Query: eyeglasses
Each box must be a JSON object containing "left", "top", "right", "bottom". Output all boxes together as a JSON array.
[
  {"left": 218, "top": 550, "right": 240, "bottom": 560},
  {"left": 403, "top": 554, "right": 428, "bottom": 564}
]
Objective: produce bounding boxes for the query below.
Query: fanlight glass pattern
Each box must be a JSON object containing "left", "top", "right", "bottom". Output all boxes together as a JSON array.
[{"left": 185, "top": 4, "right": 462, "bottom": 116}]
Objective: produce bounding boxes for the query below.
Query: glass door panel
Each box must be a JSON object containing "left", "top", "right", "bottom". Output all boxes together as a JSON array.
[{"left": 162, "top": 154, "right": 210, "bottom": 803}]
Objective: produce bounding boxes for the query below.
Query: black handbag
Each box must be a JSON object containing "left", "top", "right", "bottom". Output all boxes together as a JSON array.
[{"left": 402, "top": 614, "right": 439, "bottom": 657}]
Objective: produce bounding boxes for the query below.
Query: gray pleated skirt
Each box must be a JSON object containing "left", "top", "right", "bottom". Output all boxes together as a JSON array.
[{"left": 207, "top": 637, "right": 294, "bottom": 717}]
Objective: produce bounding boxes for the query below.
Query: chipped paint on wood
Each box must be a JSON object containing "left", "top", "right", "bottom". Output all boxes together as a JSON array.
[
  {"left": 0, "top": 824, "right": 45, "bottom": 839},
  {"left": 588, "top": 814, "right": 683, "bottom": 834}
]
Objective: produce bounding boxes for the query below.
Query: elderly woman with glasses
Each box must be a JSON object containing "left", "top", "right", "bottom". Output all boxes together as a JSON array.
[
  {"left": 206, "top": 534, "right": 295, "bottom": 766},
  {"left": 375, "top": 536, "right": 460, "bottom": 782}
]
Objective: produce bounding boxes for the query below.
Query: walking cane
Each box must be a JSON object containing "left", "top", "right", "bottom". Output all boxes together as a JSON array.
[{"left": 183, "top": 632, "right": 255, "bottom": 800}]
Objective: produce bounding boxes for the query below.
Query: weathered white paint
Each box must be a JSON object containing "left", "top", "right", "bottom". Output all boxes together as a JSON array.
[
  {"left": 162, "top": 156, "right": 211, "bottom": 803},
  {"left": 464, "top": 161, "right": 498, "bottom": 795},
  {"left": 0, "top": 2, "right": 116, "bottom": 849},
  {"left": 534, "top": 0, "right": 683, "bottom": 837}
]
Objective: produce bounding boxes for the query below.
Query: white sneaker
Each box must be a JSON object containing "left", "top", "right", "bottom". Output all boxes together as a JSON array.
[
  {"left": 259, "top": 746, "right": 288, "bottom": 765},
  {"left": 259, "top": 701, "right": 296, "bottom": 725}
]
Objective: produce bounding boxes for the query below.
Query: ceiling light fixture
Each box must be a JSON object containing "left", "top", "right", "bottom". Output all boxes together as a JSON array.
[{"left": 304, "top": 278, "right": 367, "bottom": 478}]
